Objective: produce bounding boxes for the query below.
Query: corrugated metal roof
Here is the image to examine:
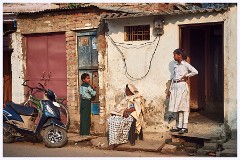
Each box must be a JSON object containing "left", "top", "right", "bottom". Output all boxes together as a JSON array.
[
  {"left": 16, "top": 4, "right": 138, "bottom": 14},
  {"left": 102, "top": 6, "right": 230, "bottom": 20},
  {"left": 16, "top": 3, "right": 232, "bottom": 19},
  {"left": 16, "top": 4, "right": 97, "bottom": 14}
]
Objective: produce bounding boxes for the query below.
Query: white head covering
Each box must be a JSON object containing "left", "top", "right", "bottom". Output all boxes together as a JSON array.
[{"left": 127, "top": 84, "right": 139, "bottom": 95}]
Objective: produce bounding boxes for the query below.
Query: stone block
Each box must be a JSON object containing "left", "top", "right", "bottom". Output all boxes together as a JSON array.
[
  {"left": 116, "top": 140, "right": 165, "bottom": 152},
  {"left": 161, "top": 144, "right": 177, "bottom": 154},
  {"left": 222, "top": 140, "right": 237, "bottom": 149},
  {"left": 197, "top": 148, "right": 213, "bottom": 156},
  {"left": 185, "top": 146, "right": 198, "bottom": 153},
  {"left": 203, "top": 142, "right": 218, "bottom": 151},
  {"left": 220, "top": 149, "right": 237, "bottom": 157},
  {"left": 184, "top": 142, "right": 197, "bottom": 147}
]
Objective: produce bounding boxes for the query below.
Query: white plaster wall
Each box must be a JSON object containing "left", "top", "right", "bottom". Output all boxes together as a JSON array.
[
  {"left": 223, "top": 6, "right": 237, "bottom": 130},
  {"left": 105, "top": 8, "right": 237, "bottom": 132},
  {"left": 11, "top": 33, "right": 25, "bottom": 103}
]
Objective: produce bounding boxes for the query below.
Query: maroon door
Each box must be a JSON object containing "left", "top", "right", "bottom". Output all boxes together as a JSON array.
[{"left": 26, "top": 33, "right": 67, "bottom": 99}]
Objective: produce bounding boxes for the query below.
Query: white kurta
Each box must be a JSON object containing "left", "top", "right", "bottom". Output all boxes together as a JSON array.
[
  {"left": 168, "top": 60, "right": 198, "bottom": 112},
  {"left": 168, "top": 81, "right": 189, "bottom": 112}
]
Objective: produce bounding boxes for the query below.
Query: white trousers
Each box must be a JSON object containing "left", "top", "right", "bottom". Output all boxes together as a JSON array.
[{"left": 176, "top": 111, "right": 189, "bottom": 129}]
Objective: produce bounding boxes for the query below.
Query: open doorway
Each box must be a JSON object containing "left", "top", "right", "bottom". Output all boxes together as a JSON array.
[
  {"left": 180, "top": 23, "right": 224, "bottom": 123},
  {"left": 3, "top": 34, "right": 13, "bottom": 104}
]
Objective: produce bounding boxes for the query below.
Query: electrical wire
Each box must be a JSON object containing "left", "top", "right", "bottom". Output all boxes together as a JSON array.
[
  {"left": 109, "top": 36, "right": 158, "bottom": 49},
  {"left": 107, "top": 34, "right": 160, "bottom": 80}
]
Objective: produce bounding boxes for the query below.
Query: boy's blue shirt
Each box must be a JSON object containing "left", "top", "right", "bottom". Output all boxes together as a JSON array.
[{"left": 80, "top": 82, "right": 96, "bottom": 100}]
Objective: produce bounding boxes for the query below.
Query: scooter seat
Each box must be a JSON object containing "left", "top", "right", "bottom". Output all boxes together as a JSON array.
[{"left": 10, "top": 103, "right": 37, "bottom": 116}]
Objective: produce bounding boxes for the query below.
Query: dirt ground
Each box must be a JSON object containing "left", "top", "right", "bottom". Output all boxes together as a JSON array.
[{"left": 3, "top": 141, "right": 189, "bottom": 157}]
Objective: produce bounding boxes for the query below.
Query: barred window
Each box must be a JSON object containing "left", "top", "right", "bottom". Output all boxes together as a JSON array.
[{"left": 124, "top": 25, "right": 150, "bottom": 41}]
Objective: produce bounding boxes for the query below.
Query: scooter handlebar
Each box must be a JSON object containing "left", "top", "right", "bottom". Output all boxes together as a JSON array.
[{"left": 38, "top": 83, "right": 46, "bottom": 92}]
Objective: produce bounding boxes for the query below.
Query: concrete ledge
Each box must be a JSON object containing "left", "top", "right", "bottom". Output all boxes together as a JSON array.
[
  {"left": 115, "top": 140, "right": 165, "bottom": 152},
  {"left": 170, "top": 132, "right": 218, "bottom": 139},
  {"left": 67, "top": 133, "right": 98, "bottom": 145}
]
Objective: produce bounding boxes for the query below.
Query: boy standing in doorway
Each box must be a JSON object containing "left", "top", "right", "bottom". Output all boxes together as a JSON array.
[
  {"left": 80, "top": 73, "right": 96, "bottom": 136},
  {"left": 168, "top": 48, "right": 198, "bottom": 134}
]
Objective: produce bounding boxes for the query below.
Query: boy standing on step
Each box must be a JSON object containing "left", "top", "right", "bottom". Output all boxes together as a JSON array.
[{"left": 80, "top": 73, "right": 96, "bottom": 136}]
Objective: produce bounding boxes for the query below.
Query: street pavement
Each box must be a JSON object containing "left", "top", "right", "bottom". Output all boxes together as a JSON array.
[{"left": 3, "top": 141, "right": 186, "bottom": 157}]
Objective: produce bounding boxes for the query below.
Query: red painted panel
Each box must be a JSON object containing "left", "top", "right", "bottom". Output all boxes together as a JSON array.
[
  {"left": 26, "top": 33, "right": 67, "bottom": 100},
  {"left": 26, "top": 35, "right": 48, "bottom": 80},
  {"left": 47, "top": 80, "right": 67, "bottom": 99},
  {"left": 47, "top": 33, "right": 67, "bottom": 79},
  {"left": 47, "top": 33, "right": 67, "bottom": 98}
]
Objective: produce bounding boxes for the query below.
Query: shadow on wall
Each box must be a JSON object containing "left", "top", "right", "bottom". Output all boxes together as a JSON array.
[{"left": 164, "top": 60, "right": 177, "bottom": 123}]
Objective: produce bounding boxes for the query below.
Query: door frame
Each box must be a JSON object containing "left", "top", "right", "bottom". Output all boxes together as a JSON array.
[
  {"left": 77, "top": 29, "right": 100, "bottom": 114},
  {"left": 179, "top": 22, "right": 224, "bottom": 116}
]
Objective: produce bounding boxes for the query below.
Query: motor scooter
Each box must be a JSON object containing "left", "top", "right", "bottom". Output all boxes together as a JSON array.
[{"left": 3, "top": 83, "right": 68, "bottom": 148}]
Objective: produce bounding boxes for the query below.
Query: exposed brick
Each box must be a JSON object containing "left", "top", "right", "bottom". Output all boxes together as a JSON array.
[{"left": 16, "top": 5, "right": 108, "bottom": 134}]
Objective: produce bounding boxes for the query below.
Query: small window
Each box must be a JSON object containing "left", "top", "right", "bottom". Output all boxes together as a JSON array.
[{"left": 124, "top": 25, "right": 150, "bottom": 41}]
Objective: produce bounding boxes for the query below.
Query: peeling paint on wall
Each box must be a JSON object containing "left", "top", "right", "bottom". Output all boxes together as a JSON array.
[
  {"left": 11, "top": 33, "right": 25, "bottom": 103},
  {"left": 104, "top": 8, "right": 237, "bottom": 133}
]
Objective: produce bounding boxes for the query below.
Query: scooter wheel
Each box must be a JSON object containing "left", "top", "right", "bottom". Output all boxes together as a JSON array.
[{"left": 43, "top": 125, "right": 67, "bottom": 148}]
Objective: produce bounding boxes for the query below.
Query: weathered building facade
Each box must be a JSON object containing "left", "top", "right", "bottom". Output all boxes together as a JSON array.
[
  {"left": 102, "top": 4, "right": 237, "bottom": 138},
  {"left": 8, "top": 3, "right": 237, "bottom": 139},
  {"left": 11, "top": 4, "right": 113, "bottom": 133}
]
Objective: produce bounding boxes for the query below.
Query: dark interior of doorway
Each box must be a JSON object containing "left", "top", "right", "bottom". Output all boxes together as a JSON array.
[{"left": 180, "top": 23, "right": 224, "bottom": 123}]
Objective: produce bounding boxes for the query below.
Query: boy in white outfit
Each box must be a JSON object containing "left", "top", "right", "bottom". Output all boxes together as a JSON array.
[{"left": 167, "top": 48, "right": 198, "bottom": 134}]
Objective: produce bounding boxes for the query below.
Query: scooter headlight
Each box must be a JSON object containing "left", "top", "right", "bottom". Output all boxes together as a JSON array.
[{"left": 46, "top": 104, "right": 55, "bottom": 116}]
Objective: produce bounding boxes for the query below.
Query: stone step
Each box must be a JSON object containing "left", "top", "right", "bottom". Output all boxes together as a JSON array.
[
  {"left": 203, "top": 142, "right": 218, "bottom": 151},
  {"left": 91, "top": 136, "right": 166, "bottom": 152},
  {"left": 116, "top": 139, "right": 165, "bottom": 152},
  {"left": 188, "top": 122, "right": 225, "bottom": 138},
  {"left": 170, "top": 132, "right": 219, "bottom": 139},
  {"left": 142, "top": 132, "right": 171, "bottom": 141},
  {"left": 220, "top": 149, "right": 237, "bottom": 157},
  {"left": 222, "top": 140, "right": 237, "bottom": 150},
  {"left": 170, "top": 122, "right": 225, "bottom": 139},
  {"left": 161, "top": 144, "right": 177, "bottom": 154}
]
